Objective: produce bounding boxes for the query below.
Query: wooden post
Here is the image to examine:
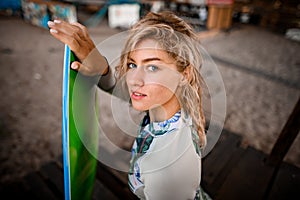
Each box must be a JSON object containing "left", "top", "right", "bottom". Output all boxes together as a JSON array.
[
  {"left": 206, "top": 0, "right": 234, "bottom": 30},
  {"left": 266, "top": 97, "right": 300, "bottom": 167},
  {"left": 207, "top": 4, "right": 233, "bottom": 30},
  {"left": 264, "top": 97, "right": 300, "bottom": 199}
]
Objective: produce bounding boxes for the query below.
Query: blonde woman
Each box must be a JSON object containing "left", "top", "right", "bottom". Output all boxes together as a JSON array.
[{"left": 48, "top": 11, "right": 210, "bottom": 200}]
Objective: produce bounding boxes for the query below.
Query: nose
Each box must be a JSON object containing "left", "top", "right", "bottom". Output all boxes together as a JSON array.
[{"left": 126, "top": 67, "right": 145, "bottom": 87}]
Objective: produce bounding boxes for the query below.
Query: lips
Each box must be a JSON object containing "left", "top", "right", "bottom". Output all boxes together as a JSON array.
[
  {"left": 131, "top": 91, "right": 147, "bottom": 100},
  {"left": 133, "top": 92, "right": 146, "bottom": 96}
]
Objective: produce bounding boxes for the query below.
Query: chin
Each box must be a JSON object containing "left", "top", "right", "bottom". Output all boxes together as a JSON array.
[
  {"left": 131, "top": 103, "right": 148, "bottom": 112},
  {"left": 132, "top": 106, "right": 147, "bottom": 112}
]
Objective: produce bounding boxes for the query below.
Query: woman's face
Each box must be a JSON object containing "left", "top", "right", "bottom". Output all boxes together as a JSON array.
[{"left": 125, "top": 39, "right": 182, "bottom": 114}]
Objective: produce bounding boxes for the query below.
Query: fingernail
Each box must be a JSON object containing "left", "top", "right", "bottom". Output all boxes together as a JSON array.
[
  {"left": 54, "top": 19, "right": 61, "bottom": 24},
  {"left": 48, "top": 21, "right": 55, "bottom": 26},
  {"left": 71, "top": 64, "right": 78, "bottom": 69},
  {"left": 50, "top": 29, "right": 58, "bottom": 34}
]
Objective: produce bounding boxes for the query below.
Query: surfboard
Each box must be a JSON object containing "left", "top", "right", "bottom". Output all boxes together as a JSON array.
[{"left": 62, "top": 45, "right": 99, "bottom": 200}]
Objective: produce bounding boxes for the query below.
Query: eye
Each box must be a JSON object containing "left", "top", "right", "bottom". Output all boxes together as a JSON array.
[
  {"left": 127, "top": 63, "right": 137, "bottom": 69},
  {"left": 147, "top": 65, "right": 159, "bottom": 72}
]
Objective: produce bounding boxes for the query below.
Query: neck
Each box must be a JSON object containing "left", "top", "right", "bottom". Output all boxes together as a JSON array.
[{"left": 149, "top": 98, "right": 180, "bottom": 122}]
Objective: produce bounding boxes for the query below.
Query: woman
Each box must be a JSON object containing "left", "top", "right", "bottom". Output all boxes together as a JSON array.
[{"left": 48, "top": 11, "right": 210, "bottom": 200}]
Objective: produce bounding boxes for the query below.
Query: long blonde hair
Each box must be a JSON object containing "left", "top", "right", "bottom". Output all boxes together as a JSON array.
[{"left": 115, "top": 11, "right": 206, "bottom": 147}]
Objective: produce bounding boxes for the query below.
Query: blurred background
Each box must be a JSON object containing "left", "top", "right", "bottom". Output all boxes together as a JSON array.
[{"left": 0, "top": 0, "right": 299, "bottom": 191}]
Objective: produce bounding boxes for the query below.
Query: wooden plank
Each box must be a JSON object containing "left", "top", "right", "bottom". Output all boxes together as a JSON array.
[
  {"left": 23, "top": 172, "right": 60, "bottom": 200},
  {"left": 267, "top": 162, "right": 300, "bottom": 200},
  {"left": 201, "top": 129, "right": 244, "bottom": 196},
  {"left": 0, "top": 180, "right": 31, "bottom": 200},
  {"left": 57, "top": 153, "right": 134, "bottom": 199},
  {"left": 207, "top": 146, "right": 245, "bottom": 197},
  {"left": 39, "top": 161, "right": 64, "bottom": 199},
  {"left": 92, "top": 179, "right": 119, "bottom": 200},
  {"left": 105, "top": 167, "right": 129, "bottom": 187},
  {"left": 97, "top": 140, "right": 132, "bottom": 186},
  {"left": 266, "top": 97, "right": 300, "bottom": 167},
  {"left": 215, "top": 147, "right": 275, "bottom": 200},
  {"left": 56, "top": 154, "right": 63, "bottom": 166},
  {"left": 96, "top": 162, "right": 138, "bottom": 200}
]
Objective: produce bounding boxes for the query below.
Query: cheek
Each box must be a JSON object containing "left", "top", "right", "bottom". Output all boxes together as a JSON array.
[
  {"left": 147, "top": 84, "right": 177, "bottom": 102},
  {"left": 125, "top": 73, "right": 133, "bottom": 91}
]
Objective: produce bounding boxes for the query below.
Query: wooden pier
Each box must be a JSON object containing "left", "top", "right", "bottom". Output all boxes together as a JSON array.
[
  {"left": 0, "top": 128, "right": 299, "bottom": 200},
  {"left": 1, "top": 99, "right": 299, "bottom": 200}
]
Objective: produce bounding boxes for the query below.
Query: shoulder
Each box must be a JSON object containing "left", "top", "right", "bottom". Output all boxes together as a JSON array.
[
  {"left": 140, "top": 123, "right": 201, "bottom": 172},
  {"left": 140, "top": 125, "right": 201, "bottom": 199}
]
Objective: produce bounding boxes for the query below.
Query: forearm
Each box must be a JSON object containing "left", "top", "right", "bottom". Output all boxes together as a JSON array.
[
  {"left": 80, "top": 47, "right": 109, "bottom": 76},
  {"left": 97, "top": 63, "right": 116, "bottom": 93}
]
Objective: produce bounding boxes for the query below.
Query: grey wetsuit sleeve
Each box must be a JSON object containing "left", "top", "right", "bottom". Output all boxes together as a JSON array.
[{"left": 97, "top": 65, "right": 116, "bottom": 93}]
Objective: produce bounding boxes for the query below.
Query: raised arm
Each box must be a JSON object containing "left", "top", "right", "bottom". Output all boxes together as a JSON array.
[{"left": 48, "top": 20, "right": 115, "bottom": 91}]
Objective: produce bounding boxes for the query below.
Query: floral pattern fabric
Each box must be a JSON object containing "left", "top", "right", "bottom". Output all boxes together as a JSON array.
[{"left": 128, "top": 110, "right": 212, "bottom": 200}]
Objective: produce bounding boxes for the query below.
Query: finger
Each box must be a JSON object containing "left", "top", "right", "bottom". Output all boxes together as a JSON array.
[
  {"left": 71, "top": 21, "right": 85, "bottom": 29},
  {"left": 70, "top": 21, "right": 95, "bottom": 50},
  {"left": 71, "top": 61, "right": 94, "bottom": 76},
  {"left": 48, "top": 20, "right": 83, "bottom": 43},
  {"left": 48, "top": 20, "right": 84, "bottom": 54},
  {"left": 71, "top": 22, "right": 88, "bottom": 38},
  {"left": 48, "top": 20, "right": 92, "bottom": 60},
  {"left": 71, "top": 61, "right": 81, "bottom": 70},
  {"left": 49, "top": 20, "right": 78, "bottom": 36},
  {"left": 56, "top": 20, "right": 87, "bottom": 41},
  {"left": 49, "top": 26, "right": 81, "bottom": 52}
]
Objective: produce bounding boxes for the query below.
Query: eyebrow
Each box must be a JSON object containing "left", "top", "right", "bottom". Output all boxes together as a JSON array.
[{"left": 128, "top": 57, "right": 162, "bottom": 64}]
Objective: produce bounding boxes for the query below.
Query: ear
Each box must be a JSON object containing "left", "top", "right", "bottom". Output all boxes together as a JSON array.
[
  {"left": 182, "top": 65, "right": 191, "bottom": 82},
  {"left": 179, "top": 66, "right": 191, "bottom": 86}
]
